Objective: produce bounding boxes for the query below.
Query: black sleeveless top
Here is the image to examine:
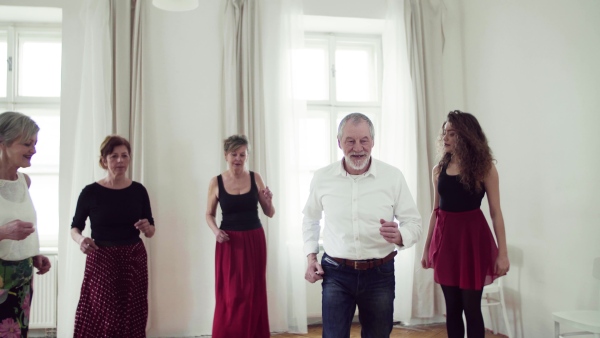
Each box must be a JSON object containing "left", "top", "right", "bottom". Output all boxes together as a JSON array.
[
  {"left": 217, "top": 171, "right": 262, "bottom": 231},
  {"left": 438, "top": 165, "right": 485, "bottom": 212}
]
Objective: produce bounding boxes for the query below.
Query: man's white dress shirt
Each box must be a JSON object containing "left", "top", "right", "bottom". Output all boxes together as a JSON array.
[{"left": 302, "top": 158, "right": 422, "bottom": 260}]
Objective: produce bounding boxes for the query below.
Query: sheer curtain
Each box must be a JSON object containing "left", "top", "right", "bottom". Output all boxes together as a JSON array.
[
  {"left": 222, "top": 0, "right": 307, "bottom": 333},
  {"left": 261, "top": 0, "right": 307, "bottom": 333},
  {"left": 57, "top": 0, "right": 146, "bottom": 335},
  {"left": 381, "top": 0, "right": 447, "bottom": 323},
  {"left": 57, "top": 0, "right": 113, "bottom": 336}
]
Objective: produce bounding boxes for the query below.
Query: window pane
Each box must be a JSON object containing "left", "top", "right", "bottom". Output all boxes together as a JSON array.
[
  {"left": 0, "top": 37, "right": 6, "bottom": 98},
  {"left": 335, "top": 48, "right": 377, "bottom": 102},
  {"left": 18, "top": 39, "right": 62, "bottom": 97},
  {"left": 298, "top": 46, "right": 329, "bottom": 101},
  {"left": 27, "top": 174, "right": 58, "bottom": 245},
  {"left": 299, "top": 111, "right": 331, "bottom": 170}
]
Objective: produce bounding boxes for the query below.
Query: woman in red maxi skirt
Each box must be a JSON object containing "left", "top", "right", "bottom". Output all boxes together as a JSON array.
[
  {"left": 421, "top": 111, "right": 510, "bottom": 338},
  {"left": 205, "top": 135, "right": 275, "bottom": 338}
]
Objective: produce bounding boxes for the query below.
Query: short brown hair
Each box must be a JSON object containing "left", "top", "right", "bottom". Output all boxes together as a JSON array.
[
  {"left": 99, "top": 135, "right": 131, "bottom": 169},
  {"left": 223, "top": 134, "right": 249, "bottom": 154}
]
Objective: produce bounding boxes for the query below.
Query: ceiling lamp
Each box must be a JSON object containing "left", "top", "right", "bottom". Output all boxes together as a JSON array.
[{"left": 153, "top": 0, "right": 199, "bottom": 11}]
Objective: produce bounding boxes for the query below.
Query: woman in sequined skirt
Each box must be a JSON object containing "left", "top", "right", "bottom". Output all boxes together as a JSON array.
[{"left": 71, "top": 135, "right": 155, "bottom": 338}]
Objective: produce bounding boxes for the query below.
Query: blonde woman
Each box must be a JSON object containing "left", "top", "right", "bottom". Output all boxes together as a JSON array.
[{"left": 0, "top": 111, "right": 51, "bottom": 337}]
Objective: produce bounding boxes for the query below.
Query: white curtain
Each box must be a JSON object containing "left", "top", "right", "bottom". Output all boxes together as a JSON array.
[
  {"left": 129, "top": 0, "right": 152, "bottom": 328},
  {"left": 130, "top": 0, "right": 145, "bottom": 182},
  {"left": 222, "top": 0, "right": 307, "bottom": 333},
  {"left": 222, "top": 0, "right": 266, "bottom": 169},
  {"left": 381, "top": 0, "right": 446, "bottom": 323},
  {"left": 57, "top": 0, "right": 147, "bottom": 334},
  {"left": 261, "top": 0, "right": 307, "bottom": 333},
  {"left": 57, "top": 0, "right": 113, "bottom": 336}
]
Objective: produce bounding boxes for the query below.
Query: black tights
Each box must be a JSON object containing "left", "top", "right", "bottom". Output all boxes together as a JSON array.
[{"left": 441, "top": 285, "right": 484, "bottom": 338}]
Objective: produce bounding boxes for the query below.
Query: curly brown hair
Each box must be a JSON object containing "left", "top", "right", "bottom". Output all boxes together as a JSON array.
[{"left": 436, "top": 110, "right": 494, "bottom": 193}]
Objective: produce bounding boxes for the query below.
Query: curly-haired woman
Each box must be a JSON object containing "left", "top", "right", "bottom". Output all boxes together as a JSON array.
[{"left": 421, "top": 110, "right": 510, "bottom": 338}]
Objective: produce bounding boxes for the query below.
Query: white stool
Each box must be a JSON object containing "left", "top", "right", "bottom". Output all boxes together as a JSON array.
[
  {"left": 553, "top": 310, "right": 600, "bottom": 338},
  {"left": 552, "top": 257, "right": 600, "bottom": 338}
]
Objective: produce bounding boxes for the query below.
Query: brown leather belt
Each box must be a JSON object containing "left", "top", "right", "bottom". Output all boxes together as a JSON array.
[{"left": 330, "top": 251, "right": 397, "bottom": 270}]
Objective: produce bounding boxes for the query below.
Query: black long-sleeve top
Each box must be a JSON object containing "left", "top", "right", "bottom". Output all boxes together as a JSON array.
[{"left": 71, "top": 182, "right": 154, "bottom": 243}]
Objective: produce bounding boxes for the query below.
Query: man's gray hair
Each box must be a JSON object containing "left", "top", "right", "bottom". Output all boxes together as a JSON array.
[
  {"left": 0, "top": 112, "right": 39, "bottom": 146},
  {"left": 337, "top": 112, "right": 375, "bottom": 141}
]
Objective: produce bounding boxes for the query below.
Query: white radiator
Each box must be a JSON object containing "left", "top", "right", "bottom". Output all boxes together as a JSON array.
[{"left": 29, "top": 254, "right": 58, "bottom": 329}]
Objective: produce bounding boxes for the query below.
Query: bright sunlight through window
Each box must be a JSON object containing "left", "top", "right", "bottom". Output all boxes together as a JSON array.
[
  {"left": 295, "top": 33, "right": 382, "bottom": 218},
  {"left": 0, "top": 26, "right": 61, "bottom": 247}
]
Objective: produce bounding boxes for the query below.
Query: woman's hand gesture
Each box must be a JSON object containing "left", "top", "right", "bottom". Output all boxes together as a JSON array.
[
  {"left": 79, "top": 237, "right": 99, "bottom": 254},
  {"left": 215, "top": 230, "right": 230, "bottom": 243},
  {"left": 134, "top": 219, "right": 155, "bottom": 238},
  {"left": 495, "top": 255, "right": 510, "bottom": 276},
  {"left": 0, "top": 220, "right": 35, "bottom": 241}
]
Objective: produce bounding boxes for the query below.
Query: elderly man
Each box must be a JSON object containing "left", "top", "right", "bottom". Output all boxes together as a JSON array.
[{"left": 303, "top": 112, "right": 422, "bottom": 337}]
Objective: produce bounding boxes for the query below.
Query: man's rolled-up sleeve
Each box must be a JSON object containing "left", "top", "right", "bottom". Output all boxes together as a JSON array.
[
  {"left": 394, "top": 173, "right": 422, "bottom": 250},
  {"left": 302, "top": 176, "right": 323, "bottom": 256}
]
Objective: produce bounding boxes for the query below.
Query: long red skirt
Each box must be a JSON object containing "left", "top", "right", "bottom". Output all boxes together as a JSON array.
[
  {"left": 213, "top": 227, "right": 269, "bottom": 338},
  {"left": 429, "top": 208, "right": 498, "bottom": 290},
  {"left": 74, "top": 240, "right": 148, "bottom": 338}
]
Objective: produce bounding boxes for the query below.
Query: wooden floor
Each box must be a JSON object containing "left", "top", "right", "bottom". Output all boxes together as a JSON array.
[{"left": 271, "top": 323, "right": 507, "bottom": 337}]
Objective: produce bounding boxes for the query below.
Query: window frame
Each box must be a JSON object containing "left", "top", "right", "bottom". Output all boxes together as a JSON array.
[
  {"left": 0, "top": 23, "right": 61, "bottom": 105},
  {"left": 303, "top": 32, "right": 383, "bottom": 165},
  {"left": 0, "top": 23, "right": 62, "bottom": 248}
]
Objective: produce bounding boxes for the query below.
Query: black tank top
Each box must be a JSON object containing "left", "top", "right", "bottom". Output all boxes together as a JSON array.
[
  {"left": 217, "top": 171, "right": 262, "bottom": 231},
  {"left": 438, "top": 165, "right": 485, "bottom": 212}
]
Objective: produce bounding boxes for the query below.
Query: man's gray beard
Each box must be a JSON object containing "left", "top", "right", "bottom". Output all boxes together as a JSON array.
[{"left": 345, "top": 154, "right": 371, "bottom": 171}]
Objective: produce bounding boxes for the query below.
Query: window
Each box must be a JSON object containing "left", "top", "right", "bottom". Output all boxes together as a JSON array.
[
  {"left": 296, "top": 33, "right": 382, "bottom": 213},
  {"left": 0, "top": 24, "right": 62, "bottom": 247}
]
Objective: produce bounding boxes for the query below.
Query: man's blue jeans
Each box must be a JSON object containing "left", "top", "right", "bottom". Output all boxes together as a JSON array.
[{"left": 321, "top": 252, "right": 395, "bottom": 338}]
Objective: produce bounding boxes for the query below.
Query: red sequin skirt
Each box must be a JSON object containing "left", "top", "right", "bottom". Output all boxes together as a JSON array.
[
  {"left": 74, "top": 240, "right": 148, "bottom": 338},
  {"left": 212, "top": 227, "right": 269, "bottom": 338},
  {"left": 429, "top": 208, "right": 498, "bottom": 290}
]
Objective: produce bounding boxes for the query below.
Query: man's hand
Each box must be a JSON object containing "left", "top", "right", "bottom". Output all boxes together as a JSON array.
[
  {"left": 304, "top": 253, "right": 324, "bottom": 283},
  {"left": 379, "top": 219, "right": 403, "bottom": 246}
]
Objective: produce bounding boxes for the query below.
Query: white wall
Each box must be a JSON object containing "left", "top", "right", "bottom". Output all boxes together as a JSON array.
[
  {"left": 303, "top": 0, "right": 386, "bottom": 19},
  {"left": 453, "top": 1, "right": 600, "bottom": 337}
]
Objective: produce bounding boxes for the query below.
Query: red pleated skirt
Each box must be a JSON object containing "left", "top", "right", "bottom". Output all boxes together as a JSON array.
[
  {"left": 429, "top": 208, "right": 498, "bottom": 290},
  {"left": 74, "top": 240, "right": 148, "bottom": 338},
  {"left": 212, "top": 227, "right": 270, "bottom": 338}
]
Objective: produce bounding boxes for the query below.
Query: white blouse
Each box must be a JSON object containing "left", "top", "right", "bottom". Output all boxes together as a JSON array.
[{"left": 0, "top": 172, "right": 40, "bottom": 261}]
